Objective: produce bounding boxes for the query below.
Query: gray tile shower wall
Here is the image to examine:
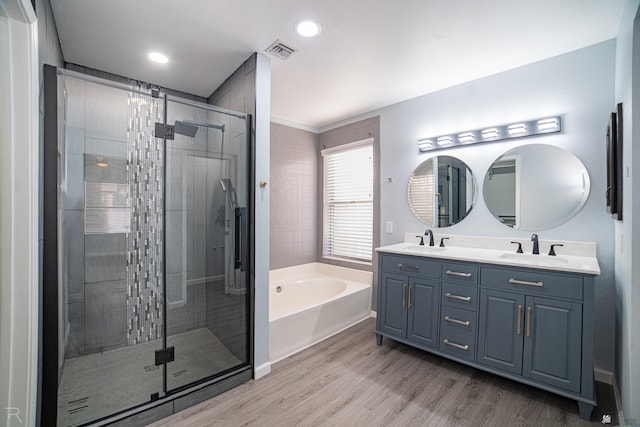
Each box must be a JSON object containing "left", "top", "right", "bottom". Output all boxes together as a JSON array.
[
  {"left": 84, "top": 279, "right": 127, "bottom": 352},
  {"left": 205, "top": 278, "right": 247, "bottom": 361},
  {"left": 269, "top": 122, "right": 319, "bottom": 270},
  {"left": 61, "top": 74, "right": 210, "bottom": 357},
  {"left": 166, "top": 283, "right": 207, "bottom": 337}
]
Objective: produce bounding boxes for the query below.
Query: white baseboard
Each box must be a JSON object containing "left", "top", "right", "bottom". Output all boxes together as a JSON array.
[
  {"left": 611, "top": 375, "right": 626, "bottom": 426},
  {"left": 594, "top": 367, "right": 614, "bottom": 384},
  {"left": 370, "top": 310, "right": 377, "bottom": 319},
  {"left": 254, "top": 362, "right": 271, "bottom": 380}
]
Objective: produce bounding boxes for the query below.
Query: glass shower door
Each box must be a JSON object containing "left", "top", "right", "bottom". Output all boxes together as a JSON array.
[
  {"left": 163, "top": 98, "right": 250, "bottom": 392},
  {"left": 56, "top": 73, "right": 166, "bottom": 426},
  {"left": 53, "top": 71, "right": 251, "bottom": 426}
]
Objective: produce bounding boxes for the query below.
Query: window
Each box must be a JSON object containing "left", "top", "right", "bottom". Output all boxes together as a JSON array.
[{"left": 322, "top": 138, "right": 373, "bottom": 263}]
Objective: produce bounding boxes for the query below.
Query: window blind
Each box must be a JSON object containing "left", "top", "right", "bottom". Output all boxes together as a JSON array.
[
  {"left": 322, "top": 139, "right": 373, "bottom": 263},
  {"left": 408, "top": 159, "right": 435, "bottom": 226}
]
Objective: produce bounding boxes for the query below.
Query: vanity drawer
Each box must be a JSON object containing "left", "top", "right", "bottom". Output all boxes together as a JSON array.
[
  {"left": 442, "top": 282, "right": 478, "bottom": 311},
  {"left": 442, "top": 262, "right": 479, "bottom": 285},
  {"left": 441, "top": 306, "right": 477, "bottom": 335},
  {"left": 381, "top": 254, "right": 440, "bottom": 278},
  {"left": 439, "top": 321, "right": 476, "bottom": 361},
  {"left": 481, "top": 267, "right": 583, "bottom": 300}
]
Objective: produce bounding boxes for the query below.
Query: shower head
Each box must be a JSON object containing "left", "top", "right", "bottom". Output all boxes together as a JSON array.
[
  {"left": 220, "top": 178, "right": 237, "bottom": 207},
  {"left": 174, "top": 120, "right": 199, "bottom": 137}
]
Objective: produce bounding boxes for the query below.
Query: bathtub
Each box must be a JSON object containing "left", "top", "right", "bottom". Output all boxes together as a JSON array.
[{"left": 269, "top": 263, "right": 372, "bottom": 363}]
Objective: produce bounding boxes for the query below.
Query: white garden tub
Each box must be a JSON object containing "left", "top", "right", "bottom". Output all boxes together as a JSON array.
[{"left": 269, "top": 263, "right": 372, "bottom": 363}]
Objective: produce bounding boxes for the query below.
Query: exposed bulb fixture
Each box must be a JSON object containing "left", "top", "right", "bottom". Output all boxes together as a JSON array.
[
  {"left": 458, "top": 132, "right": 475, "bottom": 143},
  {"left": 295, "top": 19, "right": 322, "bottom": 37},
  {"left": 418, "top": 139, "right": 433, "bottom": 150},
  {"left": 436, "top": 136, "right": 453, "bottom": 146},
  {"left": 417, "top": 116, "right": 561, "bottom": 152},
  {"left": 148, "top": 52, "right": 169, "bottom": 64},
  {"left": 481, "top": 128, "right": 500, "bottom": 139},
  {"left": 537, "top": 118, "right": 559, "bottom": 131},
  {"left": 507, "top": 123, "right": 527, "bottom": 135}
]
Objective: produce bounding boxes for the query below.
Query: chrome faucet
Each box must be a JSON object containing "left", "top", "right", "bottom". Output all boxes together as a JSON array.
[
  {"left": 531, "top": 234, "right": 539, "bottom": 255},
  {"left": 424, "top": 229, "right": 435, "bottom": 247}
]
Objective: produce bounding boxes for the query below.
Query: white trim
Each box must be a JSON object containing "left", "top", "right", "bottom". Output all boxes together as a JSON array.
[
  {"left": 594, "top": 367, "right": 614, "bottom": 385},
  {"left": 270, "top": 115, "right": 319, "bottom": 134},
  {"left": 0, "top": 1, "right": 39, "bottom": 426},
  {"left": 321, "top": 137, "right": 374, "bottom": 156},
  {"left": 612, "top": 374, "right": 625, "bottom": 426},
  {"left": 254, "top": 362, "right": 272, "bottom": 380},
  {"left": 370, "top": 310, "right": 377, "bottom": 319}
]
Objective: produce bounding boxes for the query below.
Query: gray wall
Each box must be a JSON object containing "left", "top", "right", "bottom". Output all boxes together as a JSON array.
[
  {"left": 270, "top": 122, "right": 319, "bottom": 270},
  {"left": 614, "top": 0, "right": 640, "bottom": 423},
  {"left": 323, "top": 41, "right": 617, "bottom": 374}
]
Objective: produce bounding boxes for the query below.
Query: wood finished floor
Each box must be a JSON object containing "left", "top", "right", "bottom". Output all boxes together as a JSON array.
[{"left": 148, "top": 318, "right": 613, "bottom": 427}]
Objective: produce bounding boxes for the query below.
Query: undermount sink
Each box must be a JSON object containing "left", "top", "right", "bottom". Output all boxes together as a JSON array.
[{"left": 498, "top": 252, "right": 569, "bottom": 265}]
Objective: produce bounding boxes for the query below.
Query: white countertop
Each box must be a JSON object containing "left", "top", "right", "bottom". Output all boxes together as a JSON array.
[{"left": 376, "top": 240, "right": 601, "bottom": 276}]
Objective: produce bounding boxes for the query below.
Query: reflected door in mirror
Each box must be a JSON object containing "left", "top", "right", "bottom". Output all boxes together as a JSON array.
[{"left": 483, "top": 144, "right": 590, "bottom": 231}]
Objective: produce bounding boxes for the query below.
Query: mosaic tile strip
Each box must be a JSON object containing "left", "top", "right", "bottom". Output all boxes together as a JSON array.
[{"left": 126, "top": 90, "right": 164, "bottom": 345}]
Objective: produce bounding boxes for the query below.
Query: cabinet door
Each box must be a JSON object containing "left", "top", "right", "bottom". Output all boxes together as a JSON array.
[
  {"left": 477, "top": 289, "right": 524, "bottom": 374},
  {"left": 378, "top": 272, "right": 407, "bottom": 338},
  {"left": 407, "top": 277, "right": 440, "bottom": 348},
  {"left": 523, "top": 296, "right": 582, "bottom": 393}
]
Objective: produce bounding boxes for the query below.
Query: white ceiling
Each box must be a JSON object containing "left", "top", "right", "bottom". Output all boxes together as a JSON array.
[{"left": 50, "top": 0, "right": 625, "bottom": 129}]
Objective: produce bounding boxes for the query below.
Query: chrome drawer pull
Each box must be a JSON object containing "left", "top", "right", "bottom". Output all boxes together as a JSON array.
[
  {"left": 402, "top": 284, "right": 407, "bottom": 308},
  {"left": 446, "top": 270, "right": 472, "bottom": 278},
  {"left": 398, "top": 263, "right": 419, "bottom": 270},
  {"left": 517, "top": 304, "right": 523, "bottom": 335},
  {"left": 443, "top": 339, "right": 469, "bottom": 351},
  {"left": 508, "top": 278, "right": 544, "bottom": 287},
  {"left": 445, "top": 293, "right": 471, "bottom": 302},
  {"left": 444, "top": 316, "right": 470, "bottom": 326}
]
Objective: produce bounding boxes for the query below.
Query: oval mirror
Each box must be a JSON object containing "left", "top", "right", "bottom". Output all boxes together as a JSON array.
[
  {"left": 483, "top": 144, "right": 590, "bottom": 231},
  {"left": 408, "top": 156, "right": 477, "bottom": 227}
]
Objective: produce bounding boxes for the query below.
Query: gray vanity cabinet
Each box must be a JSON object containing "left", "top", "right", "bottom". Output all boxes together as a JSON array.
[
  {"left": 376, "top": 250, "right": 596, "bottom": 420},
  {"left": 523, "top": 295, "right": 582, "bottom": 392},
  {"left": 477, "top": 289, "right": 524, "bottom": 374},
  {"left": 377, "top": 255, "right": 440, "bottom": 349},
  {"left": 478, "top": 267, "right": 584, "bottom": 393}
]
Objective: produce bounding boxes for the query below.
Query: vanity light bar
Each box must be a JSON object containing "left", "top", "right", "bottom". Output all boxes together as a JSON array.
[{"left": 417, "top": 116, "right": 561, "bottom": 152}]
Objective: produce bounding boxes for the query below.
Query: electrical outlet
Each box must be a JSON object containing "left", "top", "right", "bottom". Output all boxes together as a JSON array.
[{"left": 386, "top": 221, "right": 393, "bottom": 233}]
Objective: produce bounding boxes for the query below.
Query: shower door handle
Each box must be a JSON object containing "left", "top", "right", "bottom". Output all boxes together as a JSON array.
[{"left": 235, "top": 207, "right": 248, "bottom": 271}]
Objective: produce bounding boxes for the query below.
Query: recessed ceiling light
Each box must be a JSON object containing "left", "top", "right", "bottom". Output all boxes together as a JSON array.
[
  {"left": 295, "top": 20, "right": 322, "bottom": 37},
  {"left": 148, "top": 52, "right": 168, "bottom": 64}
]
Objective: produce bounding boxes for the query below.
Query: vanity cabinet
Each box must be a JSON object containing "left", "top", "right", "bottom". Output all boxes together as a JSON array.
[
  {"left": 377, "top": 255, "right": 440, "bottom": 348},
  {"left": 478, "top": 268, "right": 583, "bottom": 393},
  {"left": 375, "top": 252, "right": 596, "bottom": 420}
]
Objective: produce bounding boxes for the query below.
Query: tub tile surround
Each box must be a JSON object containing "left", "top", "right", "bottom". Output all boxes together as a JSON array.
[{"left": 380, "top": 232, "right": 601, "bottom": 275}]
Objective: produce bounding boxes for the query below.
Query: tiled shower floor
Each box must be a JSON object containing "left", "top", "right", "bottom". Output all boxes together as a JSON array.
[{"left": 57, "top": 328, "right": 240, "bottom": 427}]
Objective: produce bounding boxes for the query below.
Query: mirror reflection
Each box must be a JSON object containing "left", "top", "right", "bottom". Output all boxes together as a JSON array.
[
  {"left": 483, "top": 144, "right": 590, "bottom": 231},
  {"left": 408, "top": 156, "right": 476, "bottom": 227}
]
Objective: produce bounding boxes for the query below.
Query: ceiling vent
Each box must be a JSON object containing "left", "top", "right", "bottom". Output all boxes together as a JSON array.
[{"left": 265, "top": 40, "right": 296, "bottom": 60}]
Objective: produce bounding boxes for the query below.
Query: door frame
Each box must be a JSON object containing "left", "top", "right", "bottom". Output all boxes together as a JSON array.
[{"left": 0, "top": 1, "right": 39, "bottom": 426}]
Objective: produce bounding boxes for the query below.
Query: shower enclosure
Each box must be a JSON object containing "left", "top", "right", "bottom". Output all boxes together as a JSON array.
[{"left": 44, "top": 68, "right": 252, "bottom": 426}]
